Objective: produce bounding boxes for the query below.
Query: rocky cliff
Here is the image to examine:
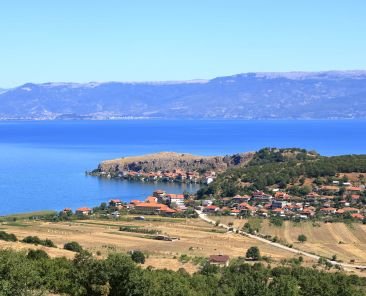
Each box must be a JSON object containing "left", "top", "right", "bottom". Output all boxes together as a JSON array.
[{"left": 93, "top": 151, "right": 254, "bottom": 174}]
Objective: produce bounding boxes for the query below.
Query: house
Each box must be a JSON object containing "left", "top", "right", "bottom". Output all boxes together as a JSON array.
[
  {"left": 274, "top": 192, "right": 291, "bottom": 200},
  {"left": 145, "top": 196, "right": 158, "bottom": 203},
  {"left": 340, "top": 207, "right": 359, "bottom": 214},
  {"left": 209, "top": 255, "right": 230, "bottom": 267},
  {"left": 346, "top": 187, "right": 363, "bottom": 193},
  {"left": 167, "top": 194, "right": 185, "bottom": 206},
  {"left": 257, "top": 208, "right": 268, "bottom": 217},
  {"left": 252, "top": 191, "right": 272, "bottom": 203},
  {"left": 202, "top": 200, "right": 213, "bottom": 206},
  {"left": 76, "top": 207, "right": 92, "bottom": 216},
  {"left": 271, "top": 200, "right": 287, "bottom": 209},
  {"left": 134, "top": 202, "right": 168, "bottom": 214},
  {"left": 159, "top": 206, "right": 176, "bottom": 216},
  {"left": 230, "top": 209, "right": 241, "bottom": 216},
  {"left": 203, "top": 205, "right": 219, "bottom": 213},
  {"left": 237, "top": 203, "right": 256, "bottom": 215},
  {"left": 109, "top": 199, "right": 123, "bottom": 208},
  {"left": 220, "top": 197, "right": 233, "bottom": 206},
  {"left": 351, "top": 213, "right": 364, "bottom": 220},
  {"left": 130, "top": 200, "right": 141, "bottom": 207},
  {"left": 232, "top": 195, "right": 251, "bottom": 203},
  {"left": 306, "top": 192, "right": 320, "bottom": 202},
  {"left": 153, "top": 190, "right": 166, "bottom": 198},
  {"left": 319, "top": 207, "right": 337, "bottom": 215},
  {"left": 272, "top": 208, "right": 285, "bottom": 216},
  {"left": 300, "top": 208, "right": 315, "bottom": 217}
]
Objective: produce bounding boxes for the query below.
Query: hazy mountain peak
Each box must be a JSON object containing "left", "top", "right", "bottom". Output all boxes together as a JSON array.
[{"left": 1, "top": 71, "right": 366, "bottom": 120}]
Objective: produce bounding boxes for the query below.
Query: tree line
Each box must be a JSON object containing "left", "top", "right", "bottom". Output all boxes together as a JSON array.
[{"left": 0, "top": 248, "right": 365, "bottom": 296}]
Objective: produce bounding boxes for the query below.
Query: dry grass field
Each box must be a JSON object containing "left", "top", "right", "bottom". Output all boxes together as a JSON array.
[
  {"left": 260, "top": 220, "right": 366, "bottom": 265},
  {"left": 216, "top": 216, "right": 366, "bottom": 265},
  {"left": 0, "top": 216, "right": 301, "bottom": 272}
]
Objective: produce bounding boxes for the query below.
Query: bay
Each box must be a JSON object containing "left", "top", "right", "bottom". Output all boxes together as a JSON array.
[{"left": 0, "top": 119, "right": 365, "bottom": 215}]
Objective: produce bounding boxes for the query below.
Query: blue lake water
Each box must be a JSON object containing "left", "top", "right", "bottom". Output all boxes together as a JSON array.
[{"left": 0, "top": 119, "right": 365, "bottom": 215}]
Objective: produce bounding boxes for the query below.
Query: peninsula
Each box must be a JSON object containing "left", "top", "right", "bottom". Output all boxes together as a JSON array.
[{"left": 89, "top": 151, "right": 254, "bottom": 184}]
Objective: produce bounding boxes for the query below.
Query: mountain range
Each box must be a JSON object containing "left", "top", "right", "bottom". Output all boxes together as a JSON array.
[{"left": 1, "top": 71, "right": 366, "bottom": 119}]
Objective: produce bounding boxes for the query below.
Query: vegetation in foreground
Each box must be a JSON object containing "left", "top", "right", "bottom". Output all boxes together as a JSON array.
[{"left": 0, "top": 248, "right": 366, "bottom": 296}]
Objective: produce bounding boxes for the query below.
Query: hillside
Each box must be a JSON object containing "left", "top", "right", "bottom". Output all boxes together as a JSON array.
[
  {"left": 197, "top": 148, "right": 366, "bottom": 198},
  {"left": 1, "top": 71, "right": 366, "bottom": 119}
]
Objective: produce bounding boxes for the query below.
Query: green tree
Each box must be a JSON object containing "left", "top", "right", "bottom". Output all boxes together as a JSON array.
[
  {"left": 130, "top": 250, "right": 145, "bottom": 264},
  {"left": 269, "top": 275, "right": 300, "bottom": 296},
  {"left": 298, "top": 234, "right": 307, "bottom": 243},
  {"left": 246, "top": 246, "right": 261, "bottom": 260}
]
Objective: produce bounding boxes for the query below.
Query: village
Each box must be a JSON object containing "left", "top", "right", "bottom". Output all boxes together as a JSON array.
[
  {"left": 66, "top": 178, "right": 366, "bottom": 224},
  {"left": 94, "top": 168, "right": 217, "bottom": 184}
]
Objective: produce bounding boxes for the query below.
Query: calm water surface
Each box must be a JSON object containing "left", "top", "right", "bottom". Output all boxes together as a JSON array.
[{"left": 0, "top": 120, "right": 365, "bottom": 215}]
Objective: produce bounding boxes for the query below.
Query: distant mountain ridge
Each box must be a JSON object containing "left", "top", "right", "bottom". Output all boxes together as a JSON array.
[{"left": 1, "top": 71, "right": 366, "bottom": 119}]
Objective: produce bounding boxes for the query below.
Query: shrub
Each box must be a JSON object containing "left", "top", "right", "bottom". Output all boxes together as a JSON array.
[
  {"left": 298, "top": 234, "right": 307, "bottom": 243},
  {"left": 179, "top": 254, "right": 190, "bottom": 263},
  {"left": 119, "top": 226, "right": 160, "bottom": 234},
  {"left": 130, "top": 250, "right": 145, "bottom": 264},
  {"left": 270, "top": 217, "right": 283, "bottom": 227},
  {"left": 0, "top": 231, "right": 17, "bottom": 242},
  {"left": 27, "top": 249, "right": 49, "bottom": 260},
  {"left": 22, "top": 236, "right": 56, "bottom": 247},
  {"left": 64, "top": 241, "right": 83, "bottom": 253}
]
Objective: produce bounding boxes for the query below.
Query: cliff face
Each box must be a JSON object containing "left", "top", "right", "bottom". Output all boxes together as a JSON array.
[{"left": 96, "top": 152, "right": 254, "bottom": 174}]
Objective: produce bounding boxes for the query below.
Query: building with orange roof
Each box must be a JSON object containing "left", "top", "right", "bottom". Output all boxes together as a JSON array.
[
  {"left": 109, "top": 199, "right": 123, "bottom": 208},
  {"left": 351, "top": 213, "right": 364, "bottom": 220},
  {"left": 76, "top": 207, "right": 92, "bottom": 215},
  {"left": 145, "top": 196, "right": 158, "bottom": 203}
]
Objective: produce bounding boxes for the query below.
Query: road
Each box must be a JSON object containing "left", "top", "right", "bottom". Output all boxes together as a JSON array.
[{"left": 196, "top": 210, "right": 366, "bottom": 270}]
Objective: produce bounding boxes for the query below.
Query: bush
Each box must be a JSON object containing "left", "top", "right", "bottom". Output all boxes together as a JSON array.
[
  {"left": 22, "top": 236, "right": 56, "bottom": 247},
  {"left": 27, "top": 249, "right": 49, "bottom": 260},
  {"left": 270, "top": 217, "right": 283, "bottom": 227},
  {"left": 179, "top": 254, "right": 191, "bottom": 263},
  {"left": 64, "top": 241, "right": 83, "bottom": 253},
  {"left": 119, "top": 226, "right": 160, "bottom": 234},
  {"left": 298, "top": 234, "right": 307, "bottom": 243},
  {"left": 130, "top": 250, "right": 145, "bottom": 264},
  {"left": 246, "top": 246, "right": 261, "bottom": 260},
  {"left": 0, "top": 231, "right": 17, "bottom": 242}
]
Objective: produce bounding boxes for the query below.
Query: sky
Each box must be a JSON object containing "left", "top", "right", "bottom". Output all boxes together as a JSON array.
[{"left": 1, "top": 0, "right": 366, "bottom": 87}]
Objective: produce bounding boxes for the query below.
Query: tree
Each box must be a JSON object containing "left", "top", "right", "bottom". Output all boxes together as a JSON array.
[
  {"left": 246, "top": 246, "right": 261, "bottom": 260},
  {"left": 298, "top": 234, "right": 307, "bottom": 243},
  {"left": 269, "top": 275, "right": 300, "bottom": 296},
  {"left": 131, "top": 250, "right": 145, "bottom": 264},
  {"left": 64, "top": 241, "right": 83, "bottom": 253}
]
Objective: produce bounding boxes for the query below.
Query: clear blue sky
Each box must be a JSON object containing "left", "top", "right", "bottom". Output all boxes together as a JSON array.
[{"left": 1, "top": 0, "right": 365, "bottom": 87}]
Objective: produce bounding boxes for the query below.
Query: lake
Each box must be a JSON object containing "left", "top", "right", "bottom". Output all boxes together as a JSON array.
[{"left": 0, "top": 119, "right": 365, "bottom": 215}]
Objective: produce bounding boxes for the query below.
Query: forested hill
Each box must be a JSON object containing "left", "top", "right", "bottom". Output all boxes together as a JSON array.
[
  {"left": 197, "top": 148, "right": 366, "bottom": 198},
  {"left": 1, "top": 71, "right": 366, "bottom": 119}
]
